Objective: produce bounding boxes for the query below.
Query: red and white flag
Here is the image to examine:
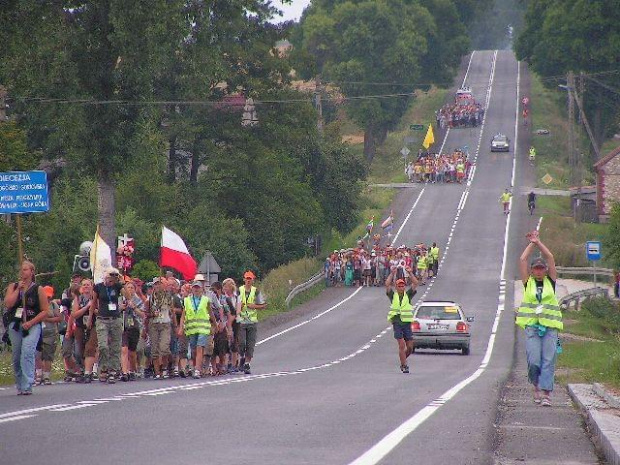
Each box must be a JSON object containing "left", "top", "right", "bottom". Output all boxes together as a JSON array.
[{"left": 160, "top": 226, "right": 197, "bottom": 280}]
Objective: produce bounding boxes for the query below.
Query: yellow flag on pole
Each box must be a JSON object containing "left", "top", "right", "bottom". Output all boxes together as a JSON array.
[{"left": 422, "top": 124, "right": 435, "bottom": 149}]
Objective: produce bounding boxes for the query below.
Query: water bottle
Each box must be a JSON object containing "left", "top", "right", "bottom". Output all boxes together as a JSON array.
[{"left": 556, "top": 338, "right": 563, "bottom": 355}]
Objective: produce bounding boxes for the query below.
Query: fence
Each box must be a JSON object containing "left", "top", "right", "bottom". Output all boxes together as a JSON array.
[{"left": 556, "top": 266, "right": 614, "bottom": 278}]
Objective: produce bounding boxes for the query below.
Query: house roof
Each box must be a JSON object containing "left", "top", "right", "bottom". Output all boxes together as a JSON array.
[{"left": 594, "top": 144, "right": 620, "bottom": 169}]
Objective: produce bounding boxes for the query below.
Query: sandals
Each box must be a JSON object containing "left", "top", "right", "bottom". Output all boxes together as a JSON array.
[{"left": 541, "top": 396, "right": 552, "bottom": 407}]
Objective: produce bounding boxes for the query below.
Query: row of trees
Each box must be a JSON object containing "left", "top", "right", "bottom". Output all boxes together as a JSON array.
[
  {"left": 515, "top": 0, "right": 620, "bottom": 150},
  {"left": 290, "top": 0, "right": 492, "bottom": 161},
  {"left": 0, "top": 0, "right": 496, "bottom": 290}
]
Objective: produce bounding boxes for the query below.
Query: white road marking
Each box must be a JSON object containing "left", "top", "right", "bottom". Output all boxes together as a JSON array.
[
  {"left": 0, "top": 414, "right": 38, "bottom": 424},
  {"left": 349, "top": 50, "right": 511, "bottom": 465},
  {"left": 0, "top": 404, "right": 70, "bottom": 419}
]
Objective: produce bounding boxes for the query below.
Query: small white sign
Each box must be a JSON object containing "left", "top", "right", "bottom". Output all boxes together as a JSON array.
[{"left": 400, "top": 147, "right": 410, "bottom": 157}]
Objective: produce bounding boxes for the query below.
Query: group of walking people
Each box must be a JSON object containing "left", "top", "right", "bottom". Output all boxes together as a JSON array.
[
  {"left": 3, "top": 262, "right": 266, "bottom": 395},
  {"left": 406, "top": 149, "right": 472, "bottom": 184}
]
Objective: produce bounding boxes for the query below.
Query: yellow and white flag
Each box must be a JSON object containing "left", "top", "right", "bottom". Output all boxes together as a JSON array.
[
  {"left": 90, "top": 225, "right": 112, "bottom": 284},
  {"left": 422, "top": 124, "right": 435, "bottom": 149}
]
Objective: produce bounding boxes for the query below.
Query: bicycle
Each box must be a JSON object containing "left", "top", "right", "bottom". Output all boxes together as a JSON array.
[{"left": 528, "top": 200, "right": 536, "bottom": 215}]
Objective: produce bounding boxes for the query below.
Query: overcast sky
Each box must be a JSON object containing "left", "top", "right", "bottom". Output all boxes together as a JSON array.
[{"left": 275, "top": 0, "right": 311, "bottom": 22}]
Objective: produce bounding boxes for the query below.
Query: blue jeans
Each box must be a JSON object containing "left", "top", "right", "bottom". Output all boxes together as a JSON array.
[
  {"left": 8, "top": 321, "right": 42, "bottom": 393},
  {"left": 525, "top": 326, "right": 558, "bottom": 391}
]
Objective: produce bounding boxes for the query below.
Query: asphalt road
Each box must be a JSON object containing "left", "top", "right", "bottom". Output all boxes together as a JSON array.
[{"left": 1, "top": 50, "right": 540, "bottom": 465}]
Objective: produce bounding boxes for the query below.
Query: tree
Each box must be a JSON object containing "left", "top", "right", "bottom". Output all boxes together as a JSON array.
[
  {"left": 293, "top": 0, "right": 469, "bottom": 162},
  {"left": 605, "top": 203, "right": 620, "bottom": 269},
  {"left": 515, "top": 0, "right": 620, "bottom": 149}
]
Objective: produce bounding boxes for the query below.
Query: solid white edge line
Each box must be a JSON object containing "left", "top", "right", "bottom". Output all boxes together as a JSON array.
[
  {"left": 348, "top": 49, "right": 504, "bottom": 465},
  {"left": 0, "top": 414, "right": 38, "bottom": 424}
]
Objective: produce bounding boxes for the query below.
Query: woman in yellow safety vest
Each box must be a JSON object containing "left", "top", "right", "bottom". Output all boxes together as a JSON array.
[
  {"left": 178, "top": 281, "right": 212, "bottom": 379},
  {"left": 516, "top": 230, "right": 560, "bottom": 407}
]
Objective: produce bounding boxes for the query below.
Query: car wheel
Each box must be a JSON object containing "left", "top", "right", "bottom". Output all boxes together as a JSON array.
[{"left": 461, "top": 345, "right": 470, "bottom": 355}]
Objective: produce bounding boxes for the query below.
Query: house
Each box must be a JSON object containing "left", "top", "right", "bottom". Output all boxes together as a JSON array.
[{"left": 594, "top": 144, "right": 620, "bottom": 222}]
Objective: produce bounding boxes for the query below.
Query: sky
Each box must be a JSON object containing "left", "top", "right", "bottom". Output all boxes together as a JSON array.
[{"left": 275, "top": 0, "right": 312, "bottom": 22}]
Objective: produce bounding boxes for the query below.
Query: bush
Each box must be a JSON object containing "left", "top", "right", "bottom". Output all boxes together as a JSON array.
[{"left": 583, "top": 297, "right": 620, "bottom": 333}]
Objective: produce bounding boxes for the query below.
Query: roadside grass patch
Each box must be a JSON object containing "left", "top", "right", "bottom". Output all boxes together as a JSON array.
[{"left": 557, "top": 299, "right": 620, "bottom": 388}]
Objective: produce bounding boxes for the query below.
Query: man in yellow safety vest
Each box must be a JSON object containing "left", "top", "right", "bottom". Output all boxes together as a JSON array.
[
  {"left": 178, "top": 281, "right": 213, "bottom": 379},
  {"left": 385, "top": 266, "right": 418, "bottom": 374},
  {"left": 236, "top": 270, "right": 267, "bottom": 374}
]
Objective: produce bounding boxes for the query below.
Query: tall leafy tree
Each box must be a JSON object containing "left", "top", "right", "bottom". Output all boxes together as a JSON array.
[{"left": 293, "top": 0, "right": 469, "bottom": 161}]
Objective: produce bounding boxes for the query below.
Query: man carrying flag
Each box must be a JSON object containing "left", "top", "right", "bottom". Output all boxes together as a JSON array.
[{"left": 381, "top": 211, "right": 394, "bottom": 239}]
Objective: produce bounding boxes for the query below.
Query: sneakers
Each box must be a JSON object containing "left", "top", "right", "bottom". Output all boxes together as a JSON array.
[
  {"left": 120, "top": 373, "right": 129, "bottom": 382},
  {"left": 43, "top": 378, "right": 52, "bottom": 386},
  {"left": 107, "top": 373, "right": 116, "bottom": 384},
  {"left": 129, "top": 372, "right": 136, "bottom": 381},
  {"left": 541, "top": 396, "right": 552, "bottom": 407},
  {"left": 162, "top": 370, "right": 169, "bottom": 379},
  {"left": 400, "top": 364, "right": 410, "bottom": 374},
  {"left": 243, "top": 363, "right": 251, "bottom": 375},
  {"left": 193, "top": 369, "right": 201, "bottom": 379},
  {"left": 154, "top": 374, "right": 162, "bottom": 380}
]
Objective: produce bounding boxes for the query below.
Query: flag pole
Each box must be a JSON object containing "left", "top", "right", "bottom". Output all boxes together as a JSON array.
[{"left": 15, "top": 213, "right": 24, "bottom": 266}]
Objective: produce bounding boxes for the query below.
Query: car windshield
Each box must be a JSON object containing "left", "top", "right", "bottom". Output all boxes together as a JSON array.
[
  {"left": 494, "top": 136, "right": 506, "bottom": 142},
  {"left": 416, "top": 305, "right": 462, "bottom": 320}
]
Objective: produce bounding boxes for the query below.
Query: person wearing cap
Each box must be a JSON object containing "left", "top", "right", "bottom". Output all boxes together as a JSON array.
[
  {"left": 178, "top": 281, "right": 213, "bottom": 379},
  {"left": 236, "top": 270, "right": 267, "bottom": 374},
  {"left": 37, "top": 286, "right": 61, "bottom": 385},
  {"left": 146, "top": 277, "right": 177, "bottom": 379},
  {"left": 499, "top": 189, "right": 512, "bottom": 215},
  {"left": 385, "top": 265, "right": 418, "bottom": 374},
  {"left": 517, "top": 230, "right": 560, "bottom": 407},
  {"left": 92, "top": 267, "right": 125, "bottom": 384}
]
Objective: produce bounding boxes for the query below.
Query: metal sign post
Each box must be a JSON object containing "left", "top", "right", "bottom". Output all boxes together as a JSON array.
[{"left": 586, "top": 241, "right": 602, "bottom": 287}]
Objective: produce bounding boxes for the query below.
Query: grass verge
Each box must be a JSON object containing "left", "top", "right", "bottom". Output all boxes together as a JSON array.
[
  {"left": 556, "top": 298, "right": 620, "bottom": 390},
  {"left": 538, "top": 195, "right": 610, "bottom": 268}
]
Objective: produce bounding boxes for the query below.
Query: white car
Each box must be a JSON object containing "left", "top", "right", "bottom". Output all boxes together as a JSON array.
[
  {"left": 491, "top": 133, "right": 510, "bottom": 152},
  {"left": 411, "top": 301, "right": 474, "bottom": 355}
]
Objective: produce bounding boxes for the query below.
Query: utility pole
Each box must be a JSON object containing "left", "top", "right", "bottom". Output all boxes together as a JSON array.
[
  {"left": 567, "top": 72, "right": 577, "bottom": 186},
  {"left": 314, "top": 75, "right": 323, "bottom": 133}
]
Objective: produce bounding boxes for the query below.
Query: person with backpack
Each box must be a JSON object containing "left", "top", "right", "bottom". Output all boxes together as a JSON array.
[{"left": 3, "top": 261, "right": 50, "bottom": 395}]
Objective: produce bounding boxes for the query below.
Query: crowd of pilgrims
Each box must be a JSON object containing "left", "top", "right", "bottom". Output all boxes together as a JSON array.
[
  {"left": 435, "top": 88, "right": 485, "bottom": 129},
  {"left": 324, "top": 242, "right": 439, "bottom": 288},
  {"left": 405, "top": 148, "right": 472, "bottom": 184}
]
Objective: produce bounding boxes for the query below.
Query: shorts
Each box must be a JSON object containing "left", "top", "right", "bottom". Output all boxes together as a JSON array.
[
  {"left": 122, "top": 327, "right": 140, "bottom": 351},
  {"left": 188, "top": 333, "right": 209, "bottom": 350},
  {"left": 213, "top": 331, "right": 229, "bottom": 358},
  {"left": 40, "top": 331, "right": 58, "bottom": 362},
  {"left": 169, "top": 332, "right": 179, "bottom": 355},
  {"left": 149, "top": 322, "right": 171, "bottom": 358},
  {"left": 61, "top": 334, "right": 75, "bottom": 360},
  {"left": 392, "top": 321, "right": 413, "bottom": 341},
  {"left": 362, "top": 269, "right": 371, "bottom": 277}
]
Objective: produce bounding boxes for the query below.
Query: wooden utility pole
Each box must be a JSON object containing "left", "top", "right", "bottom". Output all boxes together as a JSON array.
[
  {"left": 568, "top": 72, "right": 577, "bottom": 186},
  {"left": 315, "top": 75, "right": 323, "bottom": 133}
]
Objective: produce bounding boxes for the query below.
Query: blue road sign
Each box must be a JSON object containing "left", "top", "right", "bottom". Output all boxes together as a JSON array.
[
  {"left": 586, "top": 241, "right": 602, "bottom": 261},
  {"left": 0, "top": 171, "right": 50, "bottom": 214}
]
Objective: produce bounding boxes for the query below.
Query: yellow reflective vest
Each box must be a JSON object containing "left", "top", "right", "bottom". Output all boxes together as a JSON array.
[
  {"left": 238, "top": 286, "right": 258, "bottom": 324},
  {"left": 388, "top": 291, "right": 414, "bottom": 323},
  {"left": 516, "top": 276, "right": 562, "bottom": 330},
  {"left": 183, "top": 295, "right": 211, "bottom": 336},
  {"left": 417, "top": 255, "right": 428, "bottom": 270},
  {"left": 430, "top": 246, "right": 439, "bottom": 261}
]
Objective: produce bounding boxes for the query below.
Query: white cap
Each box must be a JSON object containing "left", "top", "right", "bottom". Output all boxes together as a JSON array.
[
  {"left": 104, "top": 267, "right": 120, "bottom": 278},
  {"left": 194, "top": 273, "right": 205, "bottom": 281}
]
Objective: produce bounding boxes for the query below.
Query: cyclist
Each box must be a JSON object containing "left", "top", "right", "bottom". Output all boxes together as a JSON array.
[
  {"left": 527, "top": 191, "right": 536, "bottom": 215},
  {"left": 523, "top": 107, "right": 529, "bottom": 125},
  {"left": 529, "top": 146, "right": 536, "bottom": 162}
]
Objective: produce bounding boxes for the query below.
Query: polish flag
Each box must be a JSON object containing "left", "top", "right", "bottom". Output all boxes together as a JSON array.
[{"left": 160, "top": 226, "right": 197, "bottom": 280}]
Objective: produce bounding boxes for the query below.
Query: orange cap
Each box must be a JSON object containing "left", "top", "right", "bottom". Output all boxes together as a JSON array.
[
  {"left": 42, "top": 285, "right": 54, "bottom": 299},
  {"left": 243, "top": 271, "right": 256, "bottom": 279},
  {"left": 395, "top": 279, "right": 406, "bottom": 286}
]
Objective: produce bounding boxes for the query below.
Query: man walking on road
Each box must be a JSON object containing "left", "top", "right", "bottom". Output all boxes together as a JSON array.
[
  {"left": 500, "top": 189, "right": 512, "bottom": 215},
  {"left": 236, "top": 271, "right": 266, "bottom": 375},
  {"left": 385, "top": 266, "right": 418, "bottom": 374}
]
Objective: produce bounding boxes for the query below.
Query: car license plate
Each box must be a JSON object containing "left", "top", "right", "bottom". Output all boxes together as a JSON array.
[{"left": 427, "top": 323, "right": 449, "bottom": 330}]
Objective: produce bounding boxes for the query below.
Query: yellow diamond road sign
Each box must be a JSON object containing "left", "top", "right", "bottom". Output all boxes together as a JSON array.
[{"left": 542, "top": 173, "right": 553, "bottom": 185}]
